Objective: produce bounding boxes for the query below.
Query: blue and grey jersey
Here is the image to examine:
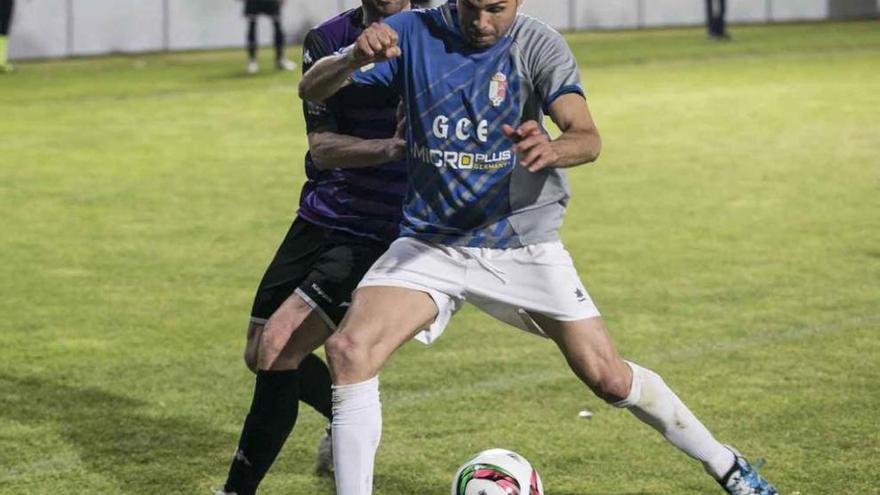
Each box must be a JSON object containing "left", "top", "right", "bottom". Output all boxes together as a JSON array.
[{"left": 350, "top": 1, "right": 584, "bottom": 248}]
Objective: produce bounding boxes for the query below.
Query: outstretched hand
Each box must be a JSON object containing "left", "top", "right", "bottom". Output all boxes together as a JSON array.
[
  {"left": 348, "top": 23, "right": 402, "bottom": 67},
  {"left": 502, "top": 121, "right": 560, "bottom": 172}
]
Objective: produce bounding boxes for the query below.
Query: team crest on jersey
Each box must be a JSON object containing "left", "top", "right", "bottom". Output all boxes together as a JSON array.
[{"left": 489, "top": 72, "right": 508, "bottom": 107}]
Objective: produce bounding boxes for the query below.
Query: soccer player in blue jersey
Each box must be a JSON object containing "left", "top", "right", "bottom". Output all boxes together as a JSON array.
[
  {"left": 299, "top": 1, "right": 778, "bottom": 494},
  {"left": 215, "top": 2, "right": 411, "bottom": 494}
]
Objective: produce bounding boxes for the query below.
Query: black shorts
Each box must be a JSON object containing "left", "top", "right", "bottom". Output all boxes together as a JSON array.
[
  {"left": 244, "top": 0, "right": 280, "bottom": 17},
  {"left": 250, "top": 217, "right": 390, "bottom": 327},
  {"left": 0, "top": 0, "right": 13, "bottom": 35}
]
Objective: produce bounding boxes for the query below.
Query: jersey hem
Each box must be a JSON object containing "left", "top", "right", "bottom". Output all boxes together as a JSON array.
[
  {"left": 401, "top": 231, "right": 561, "bottom": 249},
  {"left": 296, "top": 208, "right": 397, "bottom": 245}
]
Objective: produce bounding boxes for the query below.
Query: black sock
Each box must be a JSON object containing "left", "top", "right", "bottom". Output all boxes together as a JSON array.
[
  {"left": 247, "top": 19, "right": 257, "bottom": 60},
  {"left": 224, "top": 369, "right": 300, "bottom": 495},
  {"left": 272, "top": 19, "right": 285, "bottom": 61},
  {"left": 297, "top": 353, "right": 333, "bottom": 421}
]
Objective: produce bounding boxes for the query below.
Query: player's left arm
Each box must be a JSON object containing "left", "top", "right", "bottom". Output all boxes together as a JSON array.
[{"left": 502, "top": 93, "right": 602, "bottom": 173}]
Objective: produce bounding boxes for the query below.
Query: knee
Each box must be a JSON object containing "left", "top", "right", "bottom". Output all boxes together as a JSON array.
[
  {"left": 325, "top": 332, "right": 356, "bottom": 367},
  {"left": 325, "top": 331, "right": 370, "bottom": 376},
  {"left": 594, "top": 372, "right": 632, "bottom": 404},
  {"left": 259, "top": 327, "right": 310, "bottom": 371},
  {"left": 582, "top": 360, "right": 633, "bottom": 404}
]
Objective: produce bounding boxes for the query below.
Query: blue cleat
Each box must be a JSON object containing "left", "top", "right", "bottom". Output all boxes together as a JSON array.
[{"left": 720, "top": 446, "right": 778, "bottom": 495}]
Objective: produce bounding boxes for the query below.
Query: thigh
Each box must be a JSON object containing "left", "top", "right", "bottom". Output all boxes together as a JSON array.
[
  {"left": 260, "top": 293, "right": 333, "bottom": 370},
  {"left": 467, "top": 242, "right": 600, "bottom": 335},
  {"left": 331, "top": 285, "right": 440, "bottom": 382},
  {"left": 529, "top": 314, "right": 631, "bottom": 400},
  {"left": 357, "top": 237, "right": 468, "bottom": 343}
]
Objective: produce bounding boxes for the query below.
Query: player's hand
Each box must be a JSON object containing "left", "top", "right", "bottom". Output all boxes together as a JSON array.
[
  {"left": 503, "top": 121, "right": 560, "bottom": 172},
  {"left": 348, "top": 23, "right": 402, "bottom": 67}
]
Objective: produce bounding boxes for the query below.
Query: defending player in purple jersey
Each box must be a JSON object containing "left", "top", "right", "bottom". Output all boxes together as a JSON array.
[
  {"left": 214, "top": 2, "right": 411, "bottom": 495},
  {"left": 297, "top": 7, "right": 408, "bottom": 242}
]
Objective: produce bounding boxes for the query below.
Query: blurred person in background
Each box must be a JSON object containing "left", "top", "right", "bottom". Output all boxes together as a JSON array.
[
  {"left": 241, "top": 0, "right": 296, "bottom": 74},
  {"left": 706, "top": 0, "right": 730, "bottom": 40},
  {"left": 0, "top": 0, "right": 13, "bottom": 72},
  {"left": 214, "top": 1, "right": 411, "bottom": 494}
]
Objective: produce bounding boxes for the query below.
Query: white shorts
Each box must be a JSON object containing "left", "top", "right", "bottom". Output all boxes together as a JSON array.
[{"left": 357, "top": 237, "right": 601, "bottom": 344}]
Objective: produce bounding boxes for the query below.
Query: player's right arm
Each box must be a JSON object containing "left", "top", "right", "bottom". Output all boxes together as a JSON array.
[
  {"left": 302, "top": 30, "right": 405, "bottom": 169},
  {"left": 298, "top": 23, "right": 401, "bottom": 102},
  {"left": 308, "top": 128, "right": 405, "bottom": 170}
]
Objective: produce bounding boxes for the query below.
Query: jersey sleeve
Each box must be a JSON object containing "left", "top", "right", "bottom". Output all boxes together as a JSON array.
[
  {"left": 530, "top": 27, "right": 585, "bottom": 112},
  {"left": 349, "top": 13, "right": 410, "bottom": 90},
  {"left": 350, "top": 57, "right": 399, "bottom": 90},
  {"left": 302, "top": 30, "right": 339, "bottom": 134}
]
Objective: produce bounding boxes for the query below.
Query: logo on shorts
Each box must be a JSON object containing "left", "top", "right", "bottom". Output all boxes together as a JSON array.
[
  {"left": 233, "top": 448, "right": 252, "bottom": 466},
  {"left": 489, "top": 72, "right": 507, "bottom": 107},
  {"left": 574, "top": 288, "right": 587, "bottom": 302},
  {"left": 311, "top": 283, "right": 332, "bottom": 303}
]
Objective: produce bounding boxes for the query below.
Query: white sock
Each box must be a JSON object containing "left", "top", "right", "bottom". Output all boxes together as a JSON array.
[
  {"left": 332, "top": 376, "right": 382, "bottom": 495},
  {"left": 614, "top": 361, "right": 735, "bottom": 480}
]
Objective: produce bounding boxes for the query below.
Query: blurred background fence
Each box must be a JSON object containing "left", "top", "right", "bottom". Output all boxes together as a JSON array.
[{"left": 8, "top": 0, "right": 879, "bottom": 60}]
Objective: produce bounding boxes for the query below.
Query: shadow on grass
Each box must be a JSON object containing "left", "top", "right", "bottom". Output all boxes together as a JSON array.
[{"left": 0, "top": 373, "right": 236, "bottom": 494}]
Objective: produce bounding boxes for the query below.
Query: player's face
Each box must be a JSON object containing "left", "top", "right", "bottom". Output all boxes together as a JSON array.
[
  {"left": 362, "top": 0, "right": 410, "bottom": 18},
  {"left": 458, "top": 0, "right": 521, "bottom": 48}
]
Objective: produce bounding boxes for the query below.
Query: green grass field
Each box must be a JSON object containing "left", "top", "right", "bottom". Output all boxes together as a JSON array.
[{"left": 1, "top": 20, "right": 879, "bottom": 494}]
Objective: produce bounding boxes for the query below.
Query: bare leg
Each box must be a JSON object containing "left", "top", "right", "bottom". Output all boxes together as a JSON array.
[
  {"left": 326, "top": 286, "right": 437, "bottom": 384},
  {"left": 258, "top": 293, "right": 331, "bottom": 371},
  {"left": 530, "top": 313, "right": 735, "bottom": 480},
  {"left": 325, "top": 286, "right": 438, "bottom": 495}
]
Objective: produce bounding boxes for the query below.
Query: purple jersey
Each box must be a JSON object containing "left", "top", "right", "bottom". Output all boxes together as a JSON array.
[{"left": 297, "top": 8, "right": 407, "bottom": 243}]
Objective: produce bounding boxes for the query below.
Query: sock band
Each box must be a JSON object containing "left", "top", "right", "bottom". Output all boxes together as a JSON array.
[
  {"left": 612, "top": 360, "right": 642, "bottom": 408},
  {"left": 225, "top": 369, "right": 301, "bottom": 495},
  {"left": 612, "top": 361, "right": 735, "bottom": 480},
  {"left": 332, "top": 376, "right": 382, "bottom": 495}
]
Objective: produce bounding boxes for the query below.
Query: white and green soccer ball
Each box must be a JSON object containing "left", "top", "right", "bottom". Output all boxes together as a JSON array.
[{"left": 451, "top": 448, "right": 544, "bottom": 495}]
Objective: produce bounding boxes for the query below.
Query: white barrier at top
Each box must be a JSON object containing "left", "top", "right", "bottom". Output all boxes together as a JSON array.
[{"left": 7, "top": 0, "right": 878, "bottom": 60}]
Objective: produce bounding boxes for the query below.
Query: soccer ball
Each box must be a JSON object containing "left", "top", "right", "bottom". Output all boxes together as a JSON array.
[{"left": 451, "top": 448, "right": 544, "bottom": 495}]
